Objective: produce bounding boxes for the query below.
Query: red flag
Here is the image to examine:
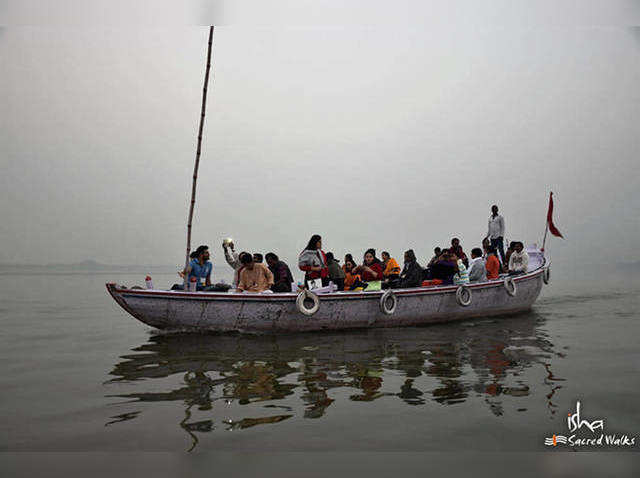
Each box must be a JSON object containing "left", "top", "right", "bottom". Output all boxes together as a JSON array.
[{"left": 546, "top": 192, "right": 564, "bottom": 238}]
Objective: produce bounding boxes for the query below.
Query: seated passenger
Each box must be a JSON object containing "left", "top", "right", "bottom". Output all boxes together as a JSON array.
[
  {"left": 430, "top": 251, "right": 458, "bottom": 285},
  {"left": 453, "top": 258, "right": 470, "bottom": 285},
  {"left": 396, "top": 249, "right": 423, "bottom": 288},
  {"left": 449, "top": 238, "right": 469, "bottom": 267},
  {"left": 467, "top": 248, "right": 487, "bottom": 282},
  {"left": 427, "top": 247, "right": 442, "bottom": 268},
  {"left": 353, "top": 249, "right": 384, "bottom": 291},
  {"left": 381, "top": 251, "right": 401, "bottom": 288},
  {"left": 253, "top": 253, "right": 264, "bottom": 264},
  {"left": 343, "top": 259, "right": 363, "bottom": 291},
  {"left": 485, "top": 246, "right": 501, "bottom": 280},
  {"left": 265, "top": 252, "right": 294, "bottom": 293},
  {"left": 423, "top": 247, "right": 442, "bottom": 279},
  {"left": 504, "top": 241, "right": 517, "bottom": 272},
  {"left": 508, "top": 241, "right": 529, "bottom": 275},
  {"left": 173, "top": 245, "right": 212, "bottom": 291},
  {"left": 237, "top": 252, "right": 274, "bottom": 293},
  {"left": 342, "top": 254, "right": 355, "bottom": 273},
  {"left": 326, "top": 252, "right": 346, "bottom": 291}
]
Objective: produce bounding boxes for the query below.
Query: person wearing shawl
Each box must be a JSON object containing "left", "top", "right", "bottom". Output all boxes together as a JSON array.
[
  {"left": 298, "top": 234, "right": 329, "bottom": 287},
  {"left": 353, "top": 248, "right": 384, "bottom": 291},
  {"left": 485, "top": 246, "right": 501, "bottom": 280},
  {"left": 453, "top": 258, "right": 470, "bottom": 285},
  {"left": 381, "top": 251, "right": 401, "bottom": 279},
  {"left": 343, "top": 258, "right": 364, "bottom": 290},
  {"left": 325, "top": 252, "right": 346, "bottom": 291},
  {"left": 265, "top": 252, "right": 294, "bottom": 292},
  {"left": 449, "top": 238, "right": 469, "bottom": 268},
  {"left": 397, "top": 249, "right": 423, "bottom": 288},
  {"left": 430, "top": 250, "right": 458, "bottom": 285},
  {"left": 342, "top": 254, "right": 355, "bottom": 274}
]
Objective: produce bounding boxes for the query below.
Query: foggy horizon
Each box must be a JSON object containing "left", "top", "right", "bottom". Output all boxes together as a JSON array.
[{"left": 2, "top": 22, "right": 639, "bottom": 272}]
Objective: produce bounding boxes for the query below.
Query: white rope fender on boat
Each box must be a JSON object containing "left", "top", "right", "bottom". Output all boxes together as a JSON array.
[
  {"left": 379, "top": 290, "right": 397, "bottom": 315},
  {"left": 296, "top": 289, "right": 320, "bottom": 316},
  {"left": 543, "top": 266, "right": 551, "bottom": 285},
  {"left": 504, "top": 276, "right": 517, "bottom": 296},
  {"left": 455, "top": 285, "right": 472, "bottom": 307}
]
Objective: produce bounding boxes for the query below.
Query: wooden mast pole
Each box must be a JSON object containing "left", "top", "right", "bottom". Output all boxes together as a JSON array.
[{"left": 184, "top": 26, "right": 214, "bottom": 288}]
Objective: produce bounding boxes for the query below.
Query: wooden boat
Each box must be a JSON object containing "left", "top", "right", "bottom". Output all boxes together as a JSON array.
[
  {"left": 106, "top": 248, "right": 550, "bottom": 333},
  {"left": 105, "top": 30, "right": 558, "bottom": 335}
]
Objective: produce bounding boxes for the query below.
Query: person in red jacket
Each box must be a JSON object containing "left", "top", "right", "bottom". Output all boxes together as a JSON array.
[
  {"left": 353, "top": 248, "right": 384, "bottom": 290},
  {"left": 298, "top": 234, "right": 329, "bottom": 287}
]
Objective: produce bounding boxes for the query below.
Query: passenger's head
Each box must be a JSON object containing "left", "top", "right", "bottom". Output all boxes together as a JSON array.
[
  {"left": 364, "top": 250, "right": 375, "bottom": 265},
  {"left": 515, "top": 242, "right": 524, "bottom": 253},
  {"left": 487, "top": 246, "right": 497, "bottom": 256},
  {"left": 192, "top": 245, "right": 210, "bottom": 261},
  {"left": 252, "top": 253, "right": 263, "bottom": 263},
  {"left": 381, "top": 251, "right": 390, "bottom": 262},
  {"left": 451, "top": 238, "right": 460, "bottom": 248},
  {"left": 345, "top": 260, "right": 356, "bottom": 272},
  {"left": 326, "top": 252, "right": 335, "bottom": 263},
  {"left": 305, "top": 235, "right": 322, "bottom": 251},
  {"left": 491, "top": 204, "right": 499, "bottom": 215},
  {"left": 471, "top": 248, "right": 482, "bottom": 259},
  {"left": 265, "top": 252, "right": 278, "bottom": 267},
  {"left": 345, "top": 253, "right": 354, "bottom": 264},
  {"left": 364, "top": 248, "right": 377, "bottom": 262},
  {"left": 434, "top": 247, "right": 442, "bottom": 256},
  {"left": 239, "top": 251, "right": 253, "bottom": 268},
  {"left": 404, "top": 249, "right": 416, "bottom": 263},
  {"left": 509, "top": 241, "right": 517, "bottom": 250}
]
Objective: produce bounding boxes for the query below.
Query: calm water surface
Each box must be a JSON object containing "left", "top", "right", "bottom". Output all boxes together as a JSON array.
[{"left": 1, "top": 267, "right": 638, "bottom": 451}]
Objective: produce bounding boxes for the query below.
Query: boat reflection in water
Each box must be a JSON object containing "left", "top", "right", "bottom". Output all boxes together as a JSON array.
[{"left": 106, "top": 312, "right": 566, "bottom": 450}]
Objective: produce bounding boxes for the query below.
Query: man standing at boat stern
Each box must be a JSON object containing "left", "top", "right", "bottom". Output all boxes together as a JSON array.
[{"left": 486, "top": 205, "right": 506, "bottom": 264}]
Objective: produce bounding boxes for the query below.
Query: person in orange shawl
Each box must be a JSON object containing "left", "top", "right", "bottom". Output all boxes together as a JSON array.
[
  {"left": 381, "top": 251, "right": 401, "bottom": 289},
  {"left": 485, "top": 246, "right": 501, "bottom": 280},
  {"left": 343, "top": 259, "right": 363, "bottom": 290}
]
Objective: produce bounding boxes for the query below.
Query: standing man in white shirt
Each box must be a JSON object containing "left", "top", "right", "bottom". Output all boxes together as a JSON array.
[{"left": 485, "top": 205, "right": 506, "bottom": 265}]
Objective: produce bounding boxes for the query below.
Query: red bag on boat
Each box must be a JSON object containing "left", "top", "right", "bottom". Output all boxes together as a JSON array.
[{"left": 421, "top": 279, "right": 443, "bottom": 287}]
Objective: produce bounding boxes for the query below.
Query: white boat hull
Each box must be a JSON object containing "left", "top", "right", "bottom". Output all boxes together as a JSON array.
[{"left": 106, "top": 265, "right": 547, "bottom": 333}]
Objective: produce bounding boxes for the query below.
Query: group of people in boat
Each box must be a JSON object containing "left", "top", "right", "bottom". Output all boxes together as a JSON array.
[{"left": 175, "top": 204, "right": 530, "bottom": 293}]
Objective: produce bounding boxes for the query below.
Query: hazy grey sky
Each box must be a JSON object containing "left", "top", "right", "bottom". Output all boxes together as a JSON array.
[{"left": 1, "top": 16, "right": 639, "bottom": 269}]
